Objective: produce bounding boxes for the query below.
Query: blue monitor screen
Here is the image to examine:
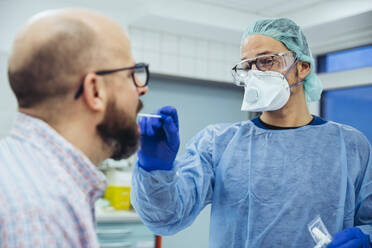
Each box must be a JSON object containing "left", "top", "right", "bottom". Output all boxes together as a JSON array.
[{"left": 322, "top": 84, "right": 372, "bottom": 144}]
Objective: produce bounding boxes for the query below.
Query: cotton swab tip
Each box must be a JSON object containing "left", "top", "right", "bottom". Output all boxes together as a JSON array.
[{"left": 137, "top": 113, "right": 162, "bottom": 118}]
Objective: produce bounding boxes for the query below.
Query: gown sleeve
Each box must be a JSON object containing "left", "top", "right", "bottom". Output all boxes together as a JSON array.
[
  {"left": 353, "top": 134, "right": 372, "bottom": 242},
  {"left": 131, "top": 125, "right": 217, "bottom": 236}
]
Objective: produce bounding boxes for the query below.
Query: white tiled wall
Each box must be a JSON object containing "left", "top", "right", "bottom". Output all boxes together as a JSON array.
[{"left": 129, "top": 27, "right": 240, "bottom": 83}]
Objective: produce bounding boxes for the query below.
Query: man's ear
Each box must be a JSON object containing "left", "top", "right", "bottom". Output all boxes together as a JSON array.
[
  {"left": 297, "top": 61, "right": 311, "bottom": 81},
  {"left": 82, "top": 73, "right": 106, "bottom": 112}
]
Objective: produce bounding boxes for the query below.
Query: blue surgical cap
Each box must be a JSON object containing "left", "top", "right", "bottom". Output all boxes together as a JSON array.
[{"left": 241, "top": 18, "right": 323, "bottom": 102}]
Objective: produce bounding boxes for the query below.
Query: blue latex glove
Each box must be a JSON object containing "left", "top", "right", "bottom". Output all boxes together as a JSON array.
[
  {"left": 327, "top": 228, "right": 371, "bottom": 248},
  {"left": 137, "top": 106, "right": 180, "bottom": 171}
]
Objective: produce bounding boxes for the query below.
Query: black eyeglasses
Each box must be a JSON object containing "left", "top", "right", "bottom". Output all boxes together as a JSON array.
[{"left": 74, "top": 63, "right": 149, "bottom": 99}]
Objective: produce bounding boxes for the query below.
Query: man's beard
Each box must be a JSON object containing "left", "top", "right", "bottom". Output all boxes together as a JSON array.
[{"left": 97, "top": 99, "right": 143, "bottom": 160}]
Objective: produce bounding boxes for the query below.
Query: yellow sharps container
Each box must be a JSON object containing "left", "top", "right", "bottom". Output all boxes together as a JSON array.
[{"left": 104, "top": 169, "right": 132, "bottom": 210}]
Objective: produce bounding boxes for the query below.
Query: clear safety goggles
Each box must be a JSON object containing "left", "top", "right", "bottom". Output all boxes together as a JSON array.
[{"left": 231, "top": 51, "right": 297, "bottom": 85}]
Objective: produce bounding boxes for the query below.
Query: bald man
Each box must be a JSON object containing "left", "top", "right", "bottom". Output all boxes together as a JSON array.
[{"left": 0, "top": 8, "right": 148, "bottom": 247}]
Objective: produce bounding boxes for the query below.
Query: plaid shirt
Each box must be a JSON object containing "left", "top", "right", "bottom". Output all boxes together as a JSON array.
[{"left": 0, "top": 113, "right": 107, "bottom": 247}]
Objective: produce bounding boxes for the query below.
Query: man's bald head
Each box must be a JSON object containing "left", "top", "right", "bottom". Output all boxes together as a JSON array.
[{"left": 8, "top": 8, "right": 131, "bottom": 108}]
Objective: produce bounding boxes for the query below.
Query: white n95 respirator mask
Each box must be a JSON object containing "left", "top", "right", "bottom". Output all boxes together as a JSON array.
[{"left": 241, "top": 70, "right": 291, "bottom": 112}]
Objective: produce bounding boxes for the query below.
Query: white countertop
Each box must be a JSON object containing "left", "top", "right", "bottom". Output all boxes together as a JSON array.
[{"left": 96, "top": 209, "right": 141, "bottom": 223}]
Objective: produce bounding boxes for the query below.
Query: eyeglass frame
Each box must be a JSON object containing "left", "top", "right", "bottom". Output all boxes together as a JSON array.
[
  {"left": 231, "top": 51, "right": 297, "bottom": 74},
  {"left": 74, "top": 62, "right": 149, "bottom": 99}
]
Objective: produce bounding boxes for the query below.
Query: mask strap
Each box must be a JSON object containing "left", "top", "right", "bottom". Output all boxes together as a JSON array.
[
  {"left": 284, "top": 58, "right": 304, "bottom": 88},
  {"left": 289, "top": 80, "right": 304, "bottom": 88},
  {"left": 284, "top": 58, "right": 298, "bottom": 78}
]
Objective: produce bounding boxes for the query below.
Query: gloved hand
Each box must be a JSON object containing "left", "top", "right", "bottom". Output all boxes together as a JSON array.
[
  {"left": 327, "top": 228, "right": 371, "bottom": 248},
  {"left": 137, "top": 106, "right": 180, "bottom": 171}
]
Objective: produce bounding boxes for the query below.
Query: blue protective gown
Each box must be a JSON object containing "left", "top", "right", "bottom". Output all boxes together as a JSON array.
[{"left": 131, "top": 117, "right": 372, "bottom": 247}]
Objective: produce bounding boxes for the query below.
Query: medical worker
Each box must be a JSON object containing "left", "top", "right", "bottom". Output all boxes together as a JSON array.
[{"left": 131, "top": 18, "right": 372, "bottom": 248}]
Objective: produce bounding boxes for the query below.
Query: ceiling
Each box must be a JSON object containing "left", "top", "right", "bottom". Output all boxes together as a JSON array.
[
  {"left": 0, "top": 0, "right": 372, "bottom": 55},
  {"left": 130, "top": 0, "right": 372, "bottom": 55},
  {"left": 190, "top": 0, "right": 325, "bottom": 17}
]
